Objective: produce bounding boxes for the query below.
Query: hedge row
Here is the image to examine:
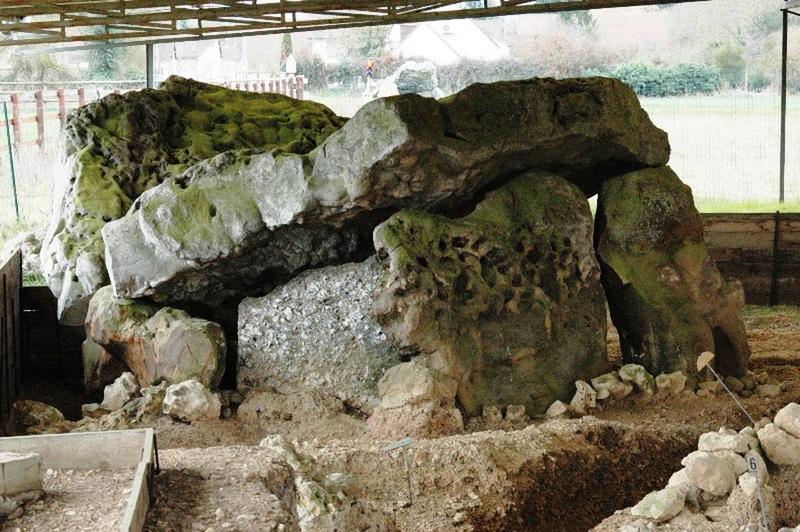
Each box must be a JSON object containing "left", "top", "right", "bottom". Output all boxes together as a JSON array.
[
  {"left": 596, "top": 63, "right": 720, "bottom": 97},
  {"left": 296, "top": 55, "right": 724, "bottom": 98}
]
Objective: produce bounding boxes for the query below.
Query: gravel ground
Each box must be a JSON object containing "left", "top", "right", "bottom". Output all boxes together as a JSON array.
[{"left": 2, "top": 468, "right": 134, "bottom": 532}]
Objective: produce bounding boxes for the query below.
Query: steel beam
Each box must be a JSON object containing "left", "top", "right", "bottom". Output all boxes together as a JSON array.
[{"left": 0, "top": 0, "right": 708, "bottom": 48}]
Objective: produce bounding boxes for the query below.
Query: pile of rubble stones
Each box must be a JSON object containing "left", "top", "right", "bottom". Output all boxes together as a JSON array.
[{"left": 596, "top": 402, "right": 800, "bottom": 531}]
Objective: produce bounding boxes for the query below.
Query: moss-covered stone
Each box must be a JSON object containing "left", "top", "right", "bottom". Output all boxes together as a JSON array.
[
  {"left": 371, "top": 171, "right": 608, "bottom": 420},
  {"left": 41, "top": 76, "right": 344, "bottom": 323},
  {"left": 595, "top": 166, "right": 751, "bottom": 378},
  {"left": 104, "top": 76, "right": 668, "bottom": 308}
]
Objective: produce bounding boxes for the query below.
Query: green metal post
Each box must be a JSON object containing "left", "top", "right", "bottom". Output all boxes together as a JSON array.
[{"left": 3, "top": 101, "right": 19, "bottom": 221}]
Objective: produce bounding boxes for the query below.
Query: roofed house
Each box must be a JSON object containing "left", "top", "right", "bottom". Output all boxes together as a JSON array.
[
  {"left": 388, "top": 19, "right": 510, "bottom": 65},
  {"left": 153, "top": 39, "right": 249, "bottom": 83}
]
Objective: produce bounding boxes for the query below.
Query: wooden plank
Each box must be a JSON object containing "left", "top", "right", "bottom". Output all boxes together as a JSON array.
[
  {"left": 121, "top": 428, "right": 155, "bottom": 532},
  {"left": 121, "top": 460, "right": 151, "bottom": 532},
  {"left": 0, "top": 250, "right": 21, "bottom": 434},
  {"left": 0, "top": 429, "right": 149, "bottom": 470},
  {"left": 702, "top": 213, "right": 800, "bottom": 306}
]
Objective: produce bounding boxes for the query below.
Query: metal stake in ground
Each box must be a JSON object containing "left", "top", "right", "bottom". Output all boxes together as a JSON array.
[
  {"left": 696, "top": 351, "right": 769, "bottom": 531},
  {"left": 3, "top": 101, "right": 19, "bottom": 221},
  {"left": 384, "top": 437, "right": 415, "bottom": 505}
]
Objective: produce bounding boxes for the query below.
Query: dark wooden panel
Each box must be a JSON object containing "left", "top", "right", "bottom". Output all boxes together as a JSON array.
[
  {"left": 702, "top": 213, "right": 800, "bottom": 306},
  {"left": 1, "top": 250, "right": 22, "bottom": 433},
  {"left": 21, "top": 286, "right": 83, "bottom": 380}
]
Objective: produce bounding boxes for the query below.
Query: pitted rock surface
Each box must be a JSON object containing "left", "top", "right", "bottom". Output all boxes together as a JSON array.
[
  {"left": 40, "top": 76, "right": 344, "bottom": 323},
  {"left": 102, "top": 77, "right": 668, "bottom": 307},
  {"left": 372, "top": 171, "right": 608, "bottom": 419},
  {"left": 238, "top": 257, "right": 402, "bottom": 412},
  {"left": 595, "top": 166, "right": 751, "bottom": 377}
]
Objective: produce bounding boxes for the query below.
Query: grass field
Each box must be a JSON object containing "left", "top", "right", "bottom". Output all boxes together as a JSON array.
[{"left": 2, "top": 92, "right": 800, "bottom": 250}]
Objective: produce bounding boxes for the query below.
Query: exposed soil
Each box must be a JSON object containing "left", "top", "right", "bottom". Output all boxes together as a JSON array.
[{"left": 1, "top": 468, "right": 134, "bottom": 532}]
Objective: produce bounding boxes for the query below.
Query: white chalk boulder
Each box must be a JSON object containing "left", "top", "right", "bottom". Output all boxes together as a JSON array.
[{"left": 162, "top": 379, "right": 221, "bottom": 422}]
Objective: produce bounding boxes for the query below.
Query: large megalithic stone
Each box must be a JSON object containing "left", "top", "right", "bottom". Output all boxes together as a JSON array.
[
  {"left": 594, "top": 166, "right": 751, "bottom": 378},
  {"left": 40, "top": 76, "right": 345, "bottom": 324},
  {"left": 102, "top": 77, "right": 668, "bottom": 307},
  {"left": 370, "top": 171, "right": 608, "bottom": 429}
]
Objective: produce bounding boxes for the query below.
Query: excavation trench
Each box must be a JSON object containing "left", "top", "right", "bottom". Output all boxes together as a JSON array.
[
  {"left": 466, "top": 420, "right": 698, "bottom": 531},
  {"left": 314, "top": 417, "right": 700, "bottom": 531}
]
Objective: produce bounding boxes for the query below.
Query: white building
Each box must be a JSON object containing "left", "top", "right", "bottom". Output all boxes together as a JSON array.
[
  {"left": 153, "top": 39, "right": 249, "bottom": 83},
  {"left": 388, "top": 20, "right": 510, "bottom": 65}
]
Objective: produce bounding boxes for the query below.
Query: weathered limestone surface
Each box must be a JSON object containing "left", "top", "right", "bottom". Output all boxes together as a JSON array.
[
  {"left": 85, "top": 286, "right": 226, "bottom": 388},
  {"left": 103, "top": 77, "right": 668, "bottom": 307},
  {"left": 371, "top": 171, "right": 608, "bottom": 421},
  {"left": 40, "top": 76, "right": 344, "bottom": 323},
  {"left": 238, "top": 257, "right": 402, "bottom": 412},
  {"left": 595, "top": 166, "right": 751, "bottom": 377},
  {"left": 81, "top": 338, "right": 129, "bottom": 393}
]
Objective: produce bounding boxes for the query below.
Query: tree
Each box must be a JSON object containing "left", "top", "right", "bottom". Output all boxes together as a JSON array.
[
  {"left": 713, "top": 43, "right": 746, "bottom": 89},
  {"left": 88, "top": 44, "right": 122, "bottom": 79},
  {"left": 342, "top": 27, "right": 390, "bottom": 60},
  {"left": 559, "top": 10, "right": 597, "bottom": 32},
  {"left": 2, "top": 51, "right": 74, "bottom": 83},
  {"left": 280, "top": 33, "right": 293, "bottom": 72}
]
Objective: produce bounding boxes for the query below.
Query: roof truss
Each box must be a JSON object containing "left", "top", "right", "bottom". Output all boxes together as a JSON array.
[{"left": 0, "top": 0, "right": 707, "bottom": 48}]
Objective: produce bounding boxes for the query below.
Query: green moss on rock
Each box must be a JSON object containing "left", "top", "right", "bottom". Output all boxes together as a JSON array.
[
  {"left": 42, "top": 76, "right": 345, "bottom": 323},
  {"left": 373, "top": 171, "right": 608, "bottom": 417},
  {"left": 595, "top": 166, "right": 751, "bottom": 377}
]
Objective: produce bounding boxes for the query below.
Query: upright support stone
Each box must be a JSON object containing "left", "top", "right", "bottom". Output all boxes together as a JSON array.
[
  {"left": 370, "top": 171, "right": 608, "bottom": 435},
  {"left": 595, "top": 166, "right": 751, "bottom": 377}
]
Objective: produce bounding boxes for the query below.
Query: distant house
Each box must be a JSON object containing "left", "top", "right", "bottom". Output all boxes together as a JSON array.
[
  {"left": 388, "top": 20, "right": 510, "bottom": 65},
  {"left": 153, "top": 39, "right": 249, "bottom": 83}
]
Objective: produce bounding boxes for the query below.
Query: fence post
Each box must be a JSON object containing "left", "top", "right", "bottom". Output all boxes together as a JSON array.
[
  {"left": 297, "top": 76, "right": 305, "bottom": 100},
  {"left": 280, "top": 78, "right": 287, "bottom": 96},
  {"left": 78, "top": 87, "right": 86, "bottom": 107},
  {"left": 35, "top": 90, "right": 44, "bottom": 148},
  {"left": 57, "top": 88, "right": 66, "bottom": 127},
  {"left": 9, "top": 93, "right": 20, "bottom": 148},
  {"left": 3, "top": 101, "right": 19, "bottom": 221}
]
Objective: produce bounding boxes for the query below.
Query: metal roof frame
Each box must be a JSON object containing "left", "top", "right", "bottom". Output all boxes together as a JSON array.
[{"left": 0, "top": 0, "right": 707, "bottom": 48}]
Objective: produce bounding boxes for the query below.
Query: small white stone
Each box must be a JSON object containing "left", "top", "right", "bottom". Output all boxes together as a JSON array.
[
  {"left": 618, "top": 364, "right": 656, "bottom": 395},
  {"left": 570, "top": 380, "right": 596, "bottom": 415},
  {"left": 697, "top": 431, "right": 749, "bottom": 454},
  {"left": 756, "top": 384, "right": 781, "bottom": 398},
  {"left": 698, "top": 380, "right": 723, "bottom": 395},
  {"left": 100, "top": 372, "right": 139, "bottom": 411},
  {"left": 631, "top": 486, "right": 685, "bottom": 522},
  {"left": 655, "top": 371, "right": 687, "bottom": 396},
  {"left": 758, "top": 423, "right": 800, "bottom": 465},
  {"left": 162, "top": 379, "right": 221, "bottom": 422},
  {"left": 482, "top": 405, "right": 502, "bottom": 424},
  {"left": 774, "top": 402, "right": 800, "bottom": 439},
  {"left": 681, "top": 451, "right": 736, "bottom": 496},
  {"left": 545, "top": 400, "right": 569, "bottom": 418},
  {"left": 591, "top": 372, "right": 633, "bottom": 401}
]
